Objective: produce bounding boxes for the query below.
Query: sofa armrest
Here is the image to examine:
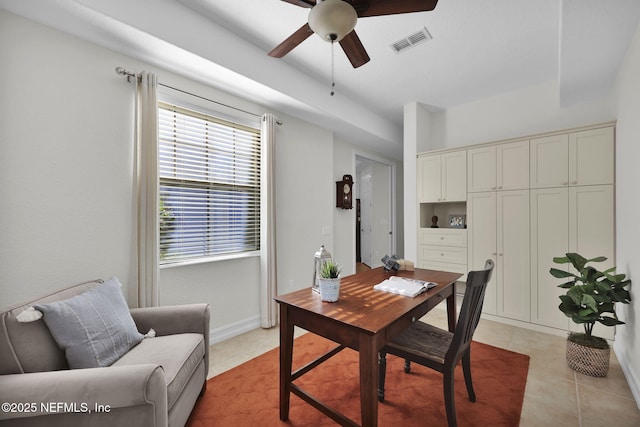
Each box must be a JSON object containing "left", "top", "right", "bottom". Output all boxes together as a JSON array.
[
  {"left": 0, "top": 364, "right": 167, "bottom": 424},
  {"left": 129, "top": 304, "right": 210, "bottom": 338},
  {"left": 130, "top": 304, "right": 210, "bottom": 379}
]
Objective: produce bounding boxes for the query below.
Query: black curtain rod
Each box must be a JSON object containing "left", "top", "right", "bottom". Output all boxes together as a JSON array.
[{"left": 115, "top": 67, "right": 266, "bottom": 120}]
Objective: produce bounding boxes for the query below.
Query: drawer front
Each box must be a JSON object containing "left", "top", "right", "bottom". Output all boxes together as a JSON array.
[
  {"left": 417, "top": 260, "right": 468, "bottom": 277},
  {"left": 419, "top": 229, "right": 467, "bottom": 247},
  {"left": 419, "top": 245, "right": 468, "bottom": 265}
]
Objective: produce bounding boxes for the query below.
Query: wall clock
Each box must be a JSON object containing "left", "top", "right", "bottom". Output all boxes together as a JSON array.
[{"left": 336, "top": 174, "right": 353, "bottom": 209}]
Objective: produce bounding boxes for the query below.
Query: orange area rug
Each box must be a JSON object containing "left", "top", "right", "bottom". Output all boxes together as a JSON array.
[{"left": 187, "top": 332, "right": 529, "bottom": 426}]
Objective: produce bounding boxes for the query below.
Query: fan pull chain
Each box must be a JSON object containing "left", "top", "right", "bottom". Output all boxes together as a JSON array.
[{"left": 330, "top": 39, "right": 335, "bottom": 96}]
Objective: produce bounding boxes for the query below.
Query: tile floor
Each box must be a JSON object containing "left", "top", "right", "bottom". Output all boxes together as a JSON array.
[{"left": 208, "top": 307, "right": 640, "bottom": 426}]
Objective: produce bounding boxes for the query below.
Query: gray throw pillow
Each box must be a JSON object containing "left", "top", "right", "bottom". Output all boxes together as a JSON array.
[{"left": 35, "top": 277, "right": 143, "bottom": 369}]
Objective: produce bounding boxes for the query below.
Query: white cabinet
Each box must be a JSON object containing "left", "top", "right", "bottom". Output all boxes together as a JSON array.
[
  {"left": 568, "top": 185, "right": 615, "bottom": 340},
  {"left": 468, "top": 190, "right": 530, "bottom": 321},
  {"left": 468, "top": 140, "right": 529, "bottom": 193},
  {"left": 531, "top": 187, "right": 570, "bottom": 330},
  {"left": 417, "top": 155, "right": 441, "bottom": 202},
  {"left": 418, "top": 151, "right": 467, "bottom": 203},
  {"left": 467, "top": 192, "right": 497, "bottom": 315},
  {"left": 417, "top": 229, "right": 468, "bottom": 277},
  {"left": 530, "top": 134, "right": 568, "bottom": 188},
  {"left": 531, "top": 127, "right": 614, "bottom": 188},
  {"left": 569, "top": 128, "right": 614, "bottom": 186},
  {"left": 498, "top": 141, "right": 530, "bottom": 191},
  {"left": 530, "top": 185, "right": 615, "bottom": 338},
  {"left": 419, "top": 123, "right": 615, "bottom": 337},
  {"left": 569, "top": 185, "right": 614, "bottom": 262},
  {"left": 497, "top": 190, "right": 530, "bottom": 322},
  {"left": 467, "top": 146, "right": 496, "bottom": 193}
]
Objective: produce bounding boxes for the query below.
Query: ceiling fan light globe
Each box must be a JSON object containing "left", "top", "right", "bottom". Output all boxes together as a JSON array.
[{"left": 308, "top": 0, "right": 357, "bottom": 43}]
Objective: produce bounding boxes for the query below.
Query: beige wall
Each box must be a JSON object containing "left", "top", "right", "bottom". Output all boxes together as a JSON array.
[
  {"left": 611, "top": 18, "right": 640, "bottom": 407},
  {"left": 0, "top": 10, "right": 400, "bottom": 343}
]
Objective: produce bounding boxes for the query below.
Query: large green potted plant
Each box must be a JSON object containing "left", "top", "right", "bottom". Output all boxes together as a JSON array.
[{"left": 550, "top": 253, "right": 631, "bottom": 377}]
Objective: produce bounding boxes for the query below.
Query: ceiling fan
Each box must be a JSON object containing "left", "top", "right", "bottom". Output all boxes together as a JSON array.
[{"left": 268, "top": 0, "right": 439, "bottom": 68}]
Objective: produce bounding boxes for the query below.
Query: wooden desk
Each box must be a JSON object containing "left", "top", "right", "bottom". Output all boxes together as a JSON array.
[{"left": 274, "top": 267, "right": 462, "bottom": 427}]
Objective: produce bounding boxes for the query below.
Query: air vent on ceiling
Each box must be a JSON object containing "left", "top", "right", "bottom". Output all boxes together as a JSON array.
[{"left": 390, "top": 27, "right": 432, "bottom": 54}]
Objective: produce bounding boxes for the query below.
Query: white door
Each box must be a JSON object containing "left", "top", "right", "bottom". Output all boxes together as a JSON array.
[
  {"left": 359, "top": 171, "right": 372, "bottom": 267},
  {"left": 468, "top": 191, "right": 497, "bottom": 315},
  {"left": 370, "top": 161, "right": 392, "bottom": 266},
  {"left": 497, "top": 190, "right": 530, "bottom": 321},
  {"left": 530, "top": 187, "right": 570, "bottom": 330},
  {"left": 569, "top": 185, "right": 615, "bottom": 340}
]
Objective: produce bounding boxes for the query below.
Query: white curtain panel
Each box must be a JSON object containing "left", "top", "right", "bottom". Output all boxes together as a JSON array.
[
  {"left": 260, "top": 113, "right": 278, "bottom": 328},
  {"left": 134, "top": 71, "right": 159, "bottom": 308}
]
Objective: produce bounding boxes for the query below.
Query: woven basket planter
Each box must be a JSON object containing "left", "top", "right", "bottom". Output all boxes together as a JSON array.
[{"left": 566, "top": 339, "right": 610, "bottom": 377}]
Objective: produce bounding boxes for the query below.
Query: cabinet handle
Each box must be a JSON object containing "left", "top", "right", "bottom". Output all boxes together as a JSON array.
[
  {"left": 492, "top": 187, "right": 497, "bottom": 190},
  {"left": 499, "top": 253, "right": 504, "bottom": 256},
  {"left": 492, "top": 253, "right": 497, "bottom": 256},
  {"left": 572, "top": 181, "right": 578, "bottom": 185},
  {"left": 440, "top": 237, "right": 444, "bottom": 240},
  {"left": 563, "top": 182, "right": 569, "bottom": 186}
]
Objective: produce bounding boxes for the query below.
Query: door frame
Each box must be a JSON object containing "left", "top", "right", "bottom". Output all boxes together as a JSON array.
[{"left": 354, "top": 151, "right": 397, "bottom": 263}]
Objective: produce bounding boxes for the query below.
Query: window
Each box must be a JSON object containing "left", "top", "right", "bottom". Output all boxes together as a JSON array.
[{"left": 158, "top": 102, "right": 261, "bottom": 264}]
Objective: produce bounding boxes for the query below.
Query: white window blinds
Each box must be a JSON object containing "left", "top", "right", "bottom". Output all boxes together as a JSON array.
[{"left": 158, "top": 102, "right": 261, "bottom": 264}]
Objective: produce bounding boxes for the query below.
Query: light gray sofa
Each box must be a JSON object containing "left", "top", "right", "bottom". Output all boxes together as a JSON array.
[{"left": 0, "top": 279, "right": 210, "bottom": 427}]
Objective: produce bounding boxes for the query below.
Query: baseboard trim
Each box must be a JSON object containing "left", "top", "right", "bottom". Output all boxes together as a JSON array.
[
  {"left": 209, "top": 315, "right": 261, "bottom": 345},
  {"left": 614, "top": 340, "right": 640, "bottom": 409},
  {"left": 479, "top": 313, "right": 571, "bottom": 338}
]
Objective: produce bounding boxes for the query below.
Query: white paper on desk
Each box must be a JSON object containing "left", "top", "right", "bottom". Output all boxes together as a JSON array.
[{"left": 373, "top": 276, "right": 437, "bottom": 297}]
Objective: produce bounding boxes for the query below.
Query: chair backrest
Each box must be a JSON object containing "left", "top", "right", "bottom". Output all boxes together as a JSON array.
[{"left": 447, "top": 259, "right": 494, "bottom": 363}]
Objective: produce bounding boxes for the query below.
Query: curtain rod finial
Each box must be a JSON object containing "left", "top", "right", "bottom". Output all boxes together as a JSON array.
[{"left": 116, "top": 67, "right": 136, "bottom": 82}]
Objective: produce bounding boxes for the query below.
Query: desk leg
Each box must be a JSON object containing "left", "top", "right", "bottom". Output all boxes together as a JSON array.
[
  {"left": 359, "top": 333, "right": 378, "bottom": 427},
  {"left": 279, "top": 306, "right": 294, "bottom": 421},
  {"left": 447, "top": 281, "right": 457, "bottom": 333}
]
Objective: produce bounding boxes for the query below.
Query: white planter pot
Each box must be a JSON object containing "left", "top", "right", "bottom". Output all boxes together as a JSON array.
[{"left": 318, "top": 277, "right": 341, "bottom": 302}]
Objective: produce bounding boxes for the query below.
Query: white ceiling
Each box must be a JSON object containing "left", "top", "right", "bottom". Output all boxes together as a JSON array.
[{"left": 2, "top": 0, "right": 640, "bottom": 159}]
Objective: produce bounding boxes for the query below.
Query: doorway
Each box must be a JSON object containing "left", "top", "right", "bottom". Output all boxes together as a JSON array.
[{"left": 355, "top": 155, "right": 395, "bottom": 268}]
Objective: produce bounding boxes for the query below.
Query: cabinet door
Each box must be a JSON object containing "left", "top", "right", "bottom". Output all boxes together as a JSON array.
[
  {"left": 497, "top": 190, "right": 530, "bottom": 321},
  {"left": 569, "top": 127, "right": 614, "bottom": 186},
  {"left": 530, "top": 134, "right": 569, "bottom": 188},
  {"left": 569, "top": 185, "right": 615, "bottom": 339},
  {"left": 442, "top": 151, "right": 467, "bottom": 201},
  {"left": 530, "top": 188, "right": 569, "bottom": 330},
  {"left": 467, "top": 146, "right": 496, "bottom": 193},
  {"left": 467, "top": 192, "right": 497, "bottom": 315},
  {"left": 498, "top": 140, "right": 529, "bottom": 190},
  {"left": 417, "top": 154, "right": 442, "bottom": 202},
  {"left": 569, "top": 185, "right": 615, "bottom": 268}
]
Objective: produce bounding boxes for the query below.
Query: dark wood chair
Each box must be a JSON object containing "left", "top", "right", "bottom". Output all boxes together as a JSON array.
[{"left": 378, "top": 259, "right": 495, "bottom": 427}]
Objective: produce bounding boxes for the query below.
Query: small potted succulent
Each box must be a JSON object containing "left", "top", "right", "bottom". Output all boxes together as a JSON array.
[
  {"left": 318, "top": 260, "right": 342, "bottom": 302},
  {"left": 550, "top": 253, "right": 631, "bottom": 377}
]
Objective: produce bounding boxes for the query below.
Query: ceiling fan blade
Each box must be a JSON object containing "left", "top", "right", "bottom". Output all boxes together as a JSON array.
[
  {"left": 339, "top": 30, "right": 370, "bottom": 68},
  {"left": 280, "top": 0, "right": 315, "bottom": 8},
  {"left": 354, "top": 0, "right": 438, "bottom": 17},
  {"left": 268, "top": 23, "right": 314, "bottom": 58}
]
